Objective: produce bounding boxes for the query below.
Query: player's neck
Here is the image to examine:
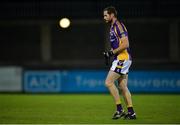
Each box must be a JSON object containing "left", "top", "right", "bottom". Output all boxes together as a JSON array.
[{"left": 111, "top": 17, "right": 117, "bottom": 26}]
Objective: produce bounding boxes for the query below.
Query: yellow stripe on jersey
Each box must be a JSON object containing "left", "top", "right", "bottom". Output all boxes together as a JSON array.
[
  {"left": 114, "top": 26, "right": 119, "bottom": 38},
  {"left": 113, "top": 26, "right": 122, "bottom": 46},
  {"left": 117, "top": 22, "right": 125, "bottom": 34},
  {"left": 114, "top": 24, "right": 125, "bottom": 38},
  {"left": 114, "top": 23, "right": 127, "bottom": 44},
  {"left": 120, "top": 23, "right": 128, "bottom": 32}
]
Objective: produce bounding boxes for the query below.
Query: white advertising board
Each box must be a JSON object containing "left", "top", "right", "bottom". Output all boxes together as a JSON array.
[{"left": 0, "top": 67, "right": 22, "bottom": 92}]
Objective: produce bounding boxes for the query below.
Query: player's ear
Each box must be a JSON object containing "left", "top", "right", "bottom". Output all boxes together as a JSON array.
[{"left": 110, "top": 13, "right": 115, "bottom": 18}]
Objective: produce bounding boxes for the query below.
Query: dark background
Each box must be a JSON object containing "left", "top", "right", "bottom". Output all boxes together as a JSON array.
[{"left": 0, "top": 0, "right": 180, "bottom": 70}]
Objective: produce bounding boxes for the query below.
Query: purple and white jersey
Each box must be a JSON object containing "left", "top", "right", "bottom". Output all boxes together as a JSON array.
[{"left": 109, "top": 20, "right": 131, "bottom": 60}]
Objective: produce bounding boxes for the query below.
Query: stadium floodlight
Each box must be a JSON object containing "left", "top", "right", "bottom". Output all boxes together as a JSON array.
[{"left": 59, "top": 18, "right": 70, "bottom": 28}]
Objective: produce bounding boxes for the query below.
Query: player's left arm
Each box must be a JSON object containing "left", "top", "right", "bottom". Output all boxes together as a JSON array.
[
  {"left": 113, "top": 36, "right": 129, "bottom": 55},
  {"left": 112, "top": 22, "right": 129, "bottom": 55}
]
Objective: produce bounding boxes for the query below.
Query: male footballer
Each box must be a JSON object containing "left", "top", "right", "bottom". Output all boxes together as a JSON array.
[{"left": 103, "top": 6, "right": 136, "bottom": 120}]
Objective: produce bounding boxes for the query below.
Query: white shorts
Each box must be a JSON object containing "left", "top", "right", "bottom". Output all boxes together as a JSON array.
[{"left": 110, "top": 60, "right": 132, "bottom": 75}]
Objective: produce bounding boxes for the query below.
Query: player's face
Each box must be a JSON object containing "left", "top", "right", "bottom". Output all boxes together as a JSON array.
[{"left": 103, "top": 11, "right": 112, "bottom": 23}]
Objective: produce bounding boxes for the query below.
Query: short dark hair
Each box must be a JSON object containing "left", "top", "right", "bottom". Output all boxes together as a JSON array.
[{"left": 104, "top": 6, "right": 117, "bottom": 17}]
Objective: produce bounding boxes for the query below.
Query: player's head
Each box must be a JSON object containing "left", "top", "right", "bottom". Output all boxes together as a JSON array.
[{"left": 103, "top": 6, "right": 117, "bottom": 23}]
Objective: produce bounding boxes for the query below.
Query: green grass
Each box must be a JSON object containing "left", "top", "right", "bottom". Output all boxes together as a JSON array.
[{"left": 0, "top": 94, "right": 180, "bottom": 124}]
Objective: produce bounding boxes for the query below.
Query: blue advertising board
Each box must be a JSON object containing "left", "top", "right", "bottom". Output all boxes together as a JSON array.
[
  {"left": 60, "top": 70, "right": 107, "bottom": 93},
  {"left": 23, "top": 70, "right": 180, "bottom": 93},
  {"left": 128, "top": 71, "right": 180, "bottom": 93},
  {"left": 24, "top": 71, "right": 61, "bottom": 93}
]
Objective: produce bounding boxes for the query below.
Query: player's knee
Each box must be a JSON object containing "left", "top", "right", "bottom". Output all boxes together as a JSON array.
[
  {"left": 119, "top": 79, "right": 128, "bottom": 91},
  {"left": 120, "top": 85, "right": 128, "bottom": 92},
  {"left": 105, "top": 79, "right": 113, "bottom": 88},
  {"left": 121, "top": 86, "right": 131, "bottom": 95},
  {"left": 118, "top": 85, "right": 123, "bottom": 91}
]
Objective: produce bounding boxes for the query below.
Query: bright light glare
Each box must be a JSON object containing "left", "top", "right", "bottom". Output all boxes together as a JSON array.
[{"left": 59, "top": 18, "right": 70, "bottom": 28}]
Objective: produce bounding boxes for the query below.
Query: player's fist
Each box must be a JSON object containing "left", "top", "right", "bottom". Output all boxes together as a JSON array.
[{"left": 103, "top": 50, "right": 114, "bottom": 58}]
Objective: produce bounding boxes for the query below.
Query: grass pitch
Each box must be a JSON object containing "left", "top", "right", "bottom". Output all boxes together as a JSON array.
[{"left": 0, "top": 94, "right": 180, "bottom": 124}]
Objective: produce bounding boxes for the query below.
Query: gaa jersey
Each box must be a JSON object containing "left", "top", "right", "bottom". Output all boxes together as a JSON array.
[{"left": 109, "top": 20, "right": 132, "bottom": 61}]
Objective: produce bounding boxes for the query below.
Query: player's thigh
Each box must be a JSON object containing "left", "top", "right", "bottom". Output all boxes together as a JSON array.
[{"left": 105, "top": 70, "right": 120, "bottom": 86}]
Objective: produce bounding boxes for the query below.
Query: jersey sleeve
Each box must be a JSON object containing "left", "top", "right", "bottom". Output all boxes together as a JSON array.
[{"left": 115, "top": 22, "right": 128, "bottom": 38}]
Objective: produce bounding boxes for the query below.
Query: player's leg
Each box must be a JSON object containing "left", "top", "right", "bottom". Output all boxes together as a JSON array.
[
  {"left": 105, "top": 70, "right": 125, "bottom": 119},
  {"left": 118, "top": 75, "right": 136, "bottom": 119},
  {"left": 105, "top": 70, "right": 121, "bottom": 106},
  {"left": 118, "top": 75, "right": 132, "bottom": 107}
]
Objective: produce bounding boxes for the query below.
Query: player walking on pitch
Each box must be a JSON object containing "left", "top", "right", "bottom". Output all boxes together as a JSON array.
[{"left": 103, "top": 6, "right": 136, "bottom": 120}]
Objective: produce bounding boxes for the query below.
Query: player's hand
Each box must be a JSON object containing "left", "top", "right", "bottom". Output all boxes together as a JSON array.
[
  {"left": 103, "top": 50, "right": 114, "bottom": 58},
  {"left": 103, "top": 50, "right": 114, "bottom": 66}
]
